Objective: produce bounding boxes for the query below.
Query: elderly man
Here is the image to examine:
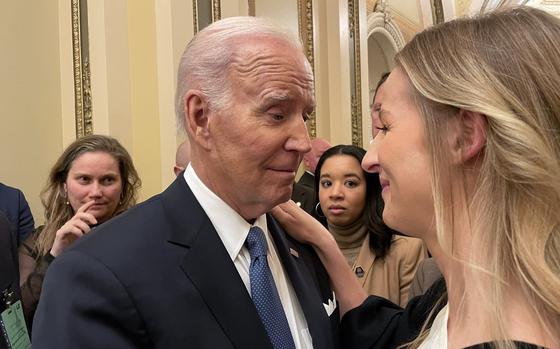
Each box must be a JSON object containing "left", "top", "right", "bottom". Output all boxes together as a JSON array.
[{"left": 33, "top": 17, "right": 338, "bottom": 349}]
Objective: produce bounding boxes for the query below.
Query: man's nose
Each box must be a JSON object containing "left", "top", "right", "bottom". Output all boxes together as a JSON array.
[
  {"left": 362, "top": 137, "right": 380, "bottom": 173},
  {"left": 286, "top": 118, "right": 311, "bottom": 153}
]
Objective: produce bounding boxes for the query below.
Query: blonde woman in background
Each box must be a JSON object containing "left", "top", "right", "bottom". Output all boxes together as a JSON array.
[
  {"left": 273, "top": 6, "right": 560, "bottom": 349},
  {"left": 19, "top": 135, "right": 140, "bottom": 329}
]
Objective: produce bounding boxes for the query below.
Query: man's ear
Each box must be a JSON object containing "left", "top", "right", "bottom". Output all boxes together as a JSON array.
[
  {"left": 183, "top": 90, "right": 212, "bottom": 150},
  {"left": 451, "top": 109, "right": 487, "bottom": 164}
]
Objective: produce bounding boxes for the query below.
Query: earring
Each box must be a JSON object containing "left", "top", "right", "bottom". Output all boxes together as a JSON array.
[{"left": 315, "top": 202, "right": 325, "bottom": 218}]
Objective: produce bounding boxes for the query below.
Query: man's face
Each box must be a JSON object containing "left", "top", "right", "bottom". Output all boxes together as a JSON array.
[{"left": 204, "top": 37, "right": 314, "bottom": 220}]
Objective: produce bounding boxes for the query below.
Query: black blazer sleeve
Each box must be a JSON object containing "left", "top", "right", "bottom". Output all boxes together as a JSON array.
[
  {"left": 32, "top": 250, "right": 151, "bottom": 349},
  {"left": 340, "top": 278, "right": 446, "bottom": 349}
]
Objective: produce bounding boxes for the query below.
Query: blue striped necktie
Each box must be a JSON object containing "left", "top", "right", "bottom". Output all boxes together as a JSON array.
[{"left": 246, "top": 226, "right": 296, "bottom": 349}]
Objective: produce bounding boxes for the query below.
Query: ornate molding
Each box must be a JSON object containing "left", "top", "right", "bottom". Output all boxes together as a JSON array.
[
  {"left": 193, "top": 0, "right": 199, "bottom": 34},
  {"left": 297, "top": 0, "right": 316, "bottom": 138},
  {"left": 349, "top": 0, "right": 363, "bottom": 146},
  {"left": 212, "top": 0, "right": 221, "bottom": 22},
  {"left": 431, "top": 0, "right": 445, "bottom": 23},
  {"left": 72, "top": 0, "right": 93, "bottom": 138},
  {"left": 248, "top": 0, "right": 256, "bottom": 16},
  {"left": 193, "top": 0, "right": 221, "bottom": 34}
]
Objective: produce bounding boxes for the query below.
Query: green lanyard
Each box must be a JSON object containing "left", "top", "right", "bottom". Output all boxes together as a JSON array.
[{"left": 1, "top": 288, "right": 31, "bottom": 349}]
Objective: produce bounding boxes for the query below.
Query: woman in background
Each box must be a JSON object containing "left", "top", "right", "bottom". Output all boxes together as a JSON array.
[
  {"left": 19, "top": 134, "right": 141, "bottom": 328},
  {"left": 315, "top": 144, "right": 424, "bottom": 306}
]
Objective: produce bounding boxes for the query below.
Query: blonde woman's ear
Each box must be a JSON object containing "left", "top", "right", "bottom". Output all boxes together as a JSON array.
[{"left": 449, "top": 109, "right": 487, "bottom": 165}]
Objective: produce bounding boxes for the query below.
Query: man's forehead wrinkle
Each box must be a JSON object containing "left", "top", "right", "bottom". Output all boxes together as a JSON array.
[{"left": 230, "top": 52, "right": 314, "bottom": 89}]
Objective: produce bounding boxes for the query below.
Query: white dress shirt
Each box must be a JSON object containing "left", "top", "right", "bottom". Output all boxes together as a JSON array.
[{"left": 184, "top": 164, "right": 313, "bottom": 348}]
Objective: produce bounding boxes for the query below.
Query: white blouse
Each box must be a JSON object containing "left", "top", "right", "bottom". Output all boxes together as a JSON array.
[{"left": 418, "top": 303, "right": 449, "bottom": 349}]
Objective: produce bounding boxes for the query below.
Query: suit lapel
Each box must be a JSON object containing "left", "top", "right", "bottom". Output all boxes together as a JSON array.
[
  {"left": 267, "top": 214, "right": 334, "bottom": 349},
  {"left": 160, "top": 177, "right": 272, "bottom": 349}
]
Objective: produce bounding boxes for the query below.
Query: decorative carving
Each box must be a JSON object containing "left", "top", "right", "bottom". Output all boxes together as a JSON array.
[
  {"left": 297, "top": 0, "right": 316, "bottom": 138},
  {"left": 432, "top": 0, "right": 445, "bottom": 23},
  {"left": 248, "top": 0, "right": 255, "bottom": 16},
  {"left": 212, "top": 0, "right": 221, "bottom": 22},
  {"left": 193, "top": 0, "right": 199, "bottom": 34},
  {"left": 349, "top": 0, "right": 363, "bottom": 146},
  {"left": 72, "top": 0, "right": 93, "bottom": 138},
  {"left": 193, "top": 0, "right": 221, "bottom": 34}
]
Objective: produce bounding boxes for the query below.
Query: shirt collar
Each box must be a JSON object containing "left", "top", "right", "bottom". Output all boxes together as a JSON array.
[{"left": 183, "top": 164, "right": 268, "bottom": 261}]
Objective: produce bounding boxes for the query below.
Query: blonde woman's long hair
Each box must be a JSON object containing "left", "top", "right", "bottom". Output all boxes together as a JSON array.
[
  {"left": 396, "top": 7, "right": 560, "bottom": 349},
  {"left": 35, "top": 135, "right": 141, "bottom": 257}
]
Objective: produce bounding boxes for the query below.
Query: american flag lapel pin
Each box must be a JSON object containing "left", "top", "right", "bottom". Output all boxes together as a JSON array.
[{"left": 289, "top": 247, "right": 299, "bottom": 258}]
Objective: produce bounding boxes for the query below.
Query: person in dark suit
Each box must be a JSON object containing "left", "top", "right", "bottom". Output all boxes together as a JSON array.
[
  {"left": 298, "top": 138, "right": 331, "bottom": 190},
  {"left": 0, "top": 211, "right": 22, "bottom": 349},
  {"left": 0, "top": 183, "right": 35, "bottom": 246},
  {"left": 293, "top": 138, "right": 331, "bottom": 223},
  {"left": 33, "top": 16, "right": 338, "bottom": 349},
  {"left": 290, "top": 181, "right": 316, "bottom": 215}
]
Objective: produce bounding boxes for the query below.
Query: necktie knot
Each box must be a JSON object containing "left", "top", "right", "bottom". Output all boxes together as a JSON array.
[{"left": 246, "top": 226, "right": 268, "bottom": 259}]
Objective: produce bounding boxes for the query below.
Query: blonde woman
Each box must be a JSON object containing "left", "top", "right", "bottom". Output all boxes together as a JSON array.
[
  {"left": 273, "top": 6, "right": 560, "bottom": 349},
  {"left": 19, "top": 135, "right": 140, "bottom": 328}
]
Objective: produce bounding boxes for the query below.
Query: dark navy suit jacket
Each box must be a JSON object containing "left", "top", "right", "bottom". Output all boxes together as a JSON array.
[
  {"left": 0, "top": 183, "right": 35, "bottom": 246},
  {"left": 33, "top": 176, "right": 339, "bottom": 348},
  {"left": 0, "top": 211, "right": 21, "bottom": 349}
]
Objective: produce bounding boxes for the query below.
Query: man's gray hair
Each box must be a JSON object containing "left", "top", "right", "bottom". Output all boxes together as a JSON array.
[{"left": 175, "top": 16, "right": 305, "bottom": 134}]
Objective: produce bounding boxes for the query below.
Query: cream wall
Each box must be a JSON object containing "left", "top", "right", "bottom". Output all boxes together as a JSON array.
[{"left": 1, "top": 2, "right": 64, "bottom": 225}]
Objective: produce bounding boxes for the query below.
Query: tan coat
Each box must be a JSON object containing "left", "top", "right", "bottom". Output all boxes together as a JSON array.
[{"left": 351, "top": 234, "right": 426, "bottom": 307}]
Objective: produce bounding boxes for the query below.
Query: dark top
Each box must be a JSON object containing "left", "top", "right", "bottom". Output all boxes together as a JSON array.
[
  {"left": 18, "top": 227, "right": 55, "bottom": 329},
  {"left": 341, "top": 278, "right": 547, "bottom": 349},
  {"left": 0, "top": 183, "right": 35, "bottom": 245},
  {"left": 0, "top": 212, "right": 21, "bottom": 349}
]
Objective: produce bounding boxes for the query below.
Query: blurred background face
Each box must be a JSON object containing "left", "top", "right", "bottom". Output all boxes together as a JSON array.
[
  {"left": 303, "top": 139, "right": 331, "bottom": 173},
  {"left": 318, "top": 154, "right": 367, "bottom": 226},
  {"left": 362, "top": 69, "right": 434, "bottom": 238},
  {"left": 64, "top": 151, "right": 123, "bottom": 224}
]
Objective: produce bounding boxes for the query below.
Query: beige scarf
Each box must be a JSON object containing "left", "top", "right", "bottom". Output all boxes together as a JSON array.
[{"left": 328, "top": 218, "right": 368, "bottom": 267}]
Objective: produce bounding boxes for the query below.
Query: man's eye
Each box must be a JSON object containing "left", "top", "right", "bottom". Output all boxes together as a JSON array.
[
  {"left": 375, "top": 126, "right": 389, "bottom": 134},
  {"left": 271, "top": 114, "right": 285, "bottom": 121}
]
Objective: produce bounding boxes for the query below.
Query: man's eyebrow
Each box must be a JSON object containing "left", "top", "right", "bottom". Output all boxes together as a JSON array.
[{"left": 261, "top": 92, "right": 291, "bottom": 105}]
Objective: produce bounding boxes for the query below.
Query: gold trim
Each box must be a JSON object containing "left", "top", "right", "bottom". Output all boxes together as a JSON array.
[
  {"left": 193, "top": 0, "right": 199, "bottom": 34},
  {"left": 349, "top": 0, "right": 363, "bottom": 146},
  {"left": 248, "top": 0, "right": 255, "bottom": 16},
  {"left": 212, "top": 0, "right": 221, "bottom": 22},
  {"left": 297, "top": 0, "right": 316, "bottom": 138},
  {"left": 431, "top": 0, "right": 444, "bottom": 24},
  {"left": 72, "top": 0, "right": 93, "bottom": 138}
]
